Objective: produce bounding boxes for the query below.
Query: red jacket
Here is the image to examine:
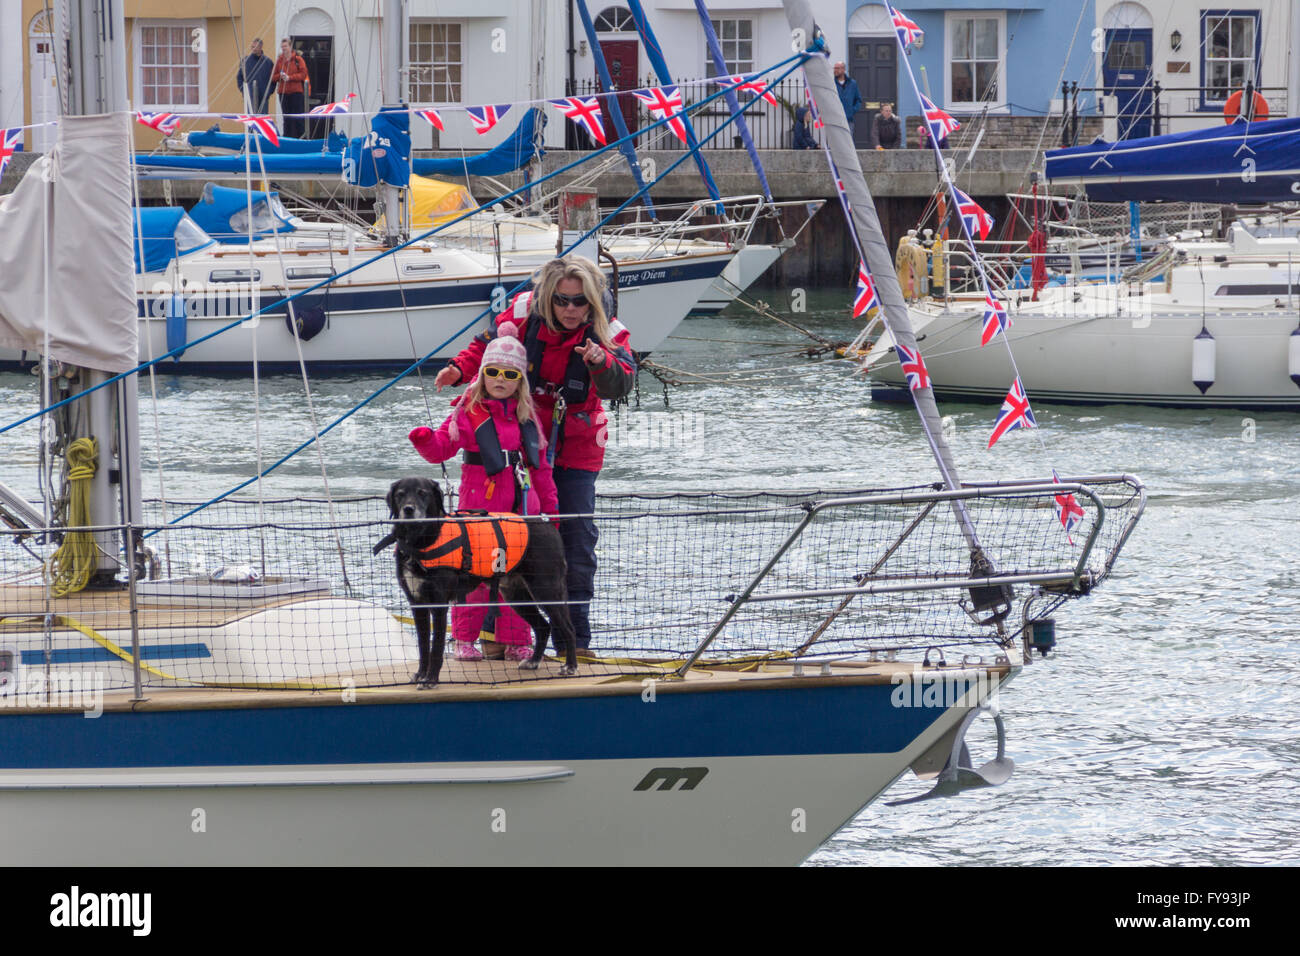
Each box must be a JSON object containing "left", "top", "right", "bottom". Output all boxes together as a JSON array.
[
  {"left": 273, "top": 52, "right": 308, "bottom": 96},
  {"left": 448, "top": 292, "right": 636, "bottom": 472}
]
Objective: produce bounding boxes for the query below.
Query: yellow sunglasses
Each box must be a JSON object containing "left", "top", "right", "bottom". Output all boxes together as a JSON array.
[{"left": 482, "top": 366, "right": 523, "bottom": 381}]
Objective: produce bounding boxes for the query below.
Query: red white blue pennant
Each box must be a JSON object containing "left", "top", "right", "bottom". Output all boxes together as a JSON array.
[
  {"left": 1052, "top": 469, "right": 1085, "bottom": 544},
  {"left": 0, "top": 127, "right": 22, "bottom": 177},
  {"left": 467, "top": 104, "right": 510, "bottom": 136},
  {"left": 894, "top": 343, "right": 931, "bottom": 391},
  {"left": 852, "top": 261, "right": 880, "bottom": 318},
  {"left": 715, "top": 75, "right": 779, "bottom": 107},
  {"left": 889, "top": 5, "right": 924, "bottom": 49},
  {"left": 954, "top": 187, "right": 994, "bottom": 241},
  {"left": 632, "top": 86, "right": 688, "bottom": 143},
  {"left": 988, "top": 377, "right": 1036, "bottom": 448},
  {"left": 981, "top": 294, "right": 1010, "bottom": 346},
  {"left": 549, "top": 96, "right": 607, "bottom": 146},
  {"left": 416, "top": 109, "right": 444, "bottom": 131},
  {"left": 224, "top": 114, "right": 280, "bottom": 147},
  {"left": 136, "top": 111, "right": 181, "bottom": 135},
  {"left": 919, "top": 93, "right": 960, "bottom": 142},
  {"left": 310, "top": 93, "right": 356, "bottom": 115}
]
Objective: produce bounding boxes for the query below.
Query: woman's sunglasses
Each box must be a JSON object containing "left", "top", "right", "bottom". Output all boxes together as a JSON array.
[
  {"left": 552, "top": 292, "right": 589, "bottom": 309},
  {"left": 482, "top": 367, "right": 523, "bottom": 381}
]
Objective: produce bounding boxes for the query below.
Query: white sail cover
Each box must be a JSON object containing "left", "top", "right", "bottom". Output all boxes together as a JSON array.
[{"left": 0, "top": 113, "right": 137, "bottom": 373}]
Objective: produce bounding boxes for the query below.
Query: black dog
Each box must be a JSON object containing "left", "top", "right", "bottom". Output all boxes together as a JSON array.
[{"left": 374, "top": 477, "right": 579, "bottom": 686}]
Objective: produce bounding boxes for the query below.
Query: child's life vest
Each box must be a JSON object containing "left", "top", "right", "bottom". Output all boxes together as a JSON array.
[{"left": 417, "top": 514, "right": 530, "bottom": 577}]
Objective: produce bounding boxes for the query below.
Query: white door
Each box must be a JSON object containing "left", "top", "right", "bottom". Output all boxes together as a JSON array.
[{"left": 29, "top": 34, "right": 58, "bottom": 152}]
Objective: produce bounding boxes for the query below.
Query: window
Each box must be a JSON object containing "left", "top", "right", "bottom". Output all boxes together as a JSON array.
[
  {"left": 706, "top": 18, "right": 753, "bottom": 76},
  {"left": 945, "top": 12, "right": 1005, "bottom": 110},
  {"left": 594, "top": 7, "right": 635, "bottom": 32},
  {"left": 135, "top": 20, "right": 205, "bottom": 111},
  {"left": 1202, "top": 11, "right": 1259, "bottom": 104},
  {"left": 947, "top": 15, "right": 1001, "bottom": 107},
  {"left": 409, "top": 21, "right": 462, "bottom": 104}
]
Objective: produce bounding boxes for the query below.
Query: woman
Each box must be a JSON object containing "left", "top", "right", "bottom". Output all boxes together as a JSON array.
[{"left": 434, "top": 256, "right": 636, "bottom": 654}]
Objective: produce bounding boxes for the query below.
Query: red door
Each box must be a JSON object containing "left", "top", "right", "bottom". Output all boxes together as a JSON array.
[{"left": 598, "top": 40, "right": 639, "bottom": 143}]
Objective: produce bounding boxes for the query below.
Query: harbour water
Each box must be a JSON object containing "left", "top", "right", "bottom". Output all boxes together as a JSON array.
[{"left": 1, "top": 288, "right": 1297, "bottom": 866}]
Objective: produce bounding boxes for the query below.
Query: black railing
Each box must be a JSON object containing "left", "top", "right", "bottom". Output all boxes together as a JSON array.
[{"left": 1063, "top": 81, "right": 1289, "bottom": 145}]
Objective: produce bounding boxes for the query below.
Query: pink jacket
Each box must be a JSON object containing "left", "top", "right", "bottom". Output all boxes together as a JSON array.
[{"left": 409, "top": 397, "right": 558, "bottom": 515}]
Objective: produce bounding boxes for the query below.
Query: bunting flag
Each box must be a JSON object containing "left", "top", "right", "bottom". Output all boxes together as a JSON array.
[
  {"left": 954, "top": 187, "right": 994, "bottom": 240},
  {"left": 852, "top": 262, "right": 880, "bottom": 318},
  {"left": 895, "top": 343, "right": 931, "bottom": 391},
  {"left": 310, "top": 93, "right": 356, "bottom": 115},
  {"left": 549, "top": 95, "right": 607, "bottom": 146},
  {"left": 224, "top": 114, "right": 280, "bottom": 147},
  {"left": 981, "top": 293, "right": 1010, "bottom": 345},
  {"left": 631, "top": 86, "right": 688, "bottom": 143},
  {"left": 889, "top": 5, "right": 924, "bottom": 48},
  {"left": 0, "top": 127, "right": 22, "bottom": 177},
  {"left": 136, "top": 111, "right": 181, "bottom": 135},
  {"left": 1052, "top": 469, "right": 1086, "bottom": 544},
  {"left": 988, "top": 378, "right": 1036, "bottom": 448},
  {"left": 715, "top": 74, "right": 779, "bottom": 107},
  {"left": 804, "top": 86, "right": 824, "bottom": 129},
  {"left": 919, "top": 93, "right": 960, "bottom": 142},
  {"left": 416, "top": 108, "right": 444, "bottom": 131},
  {"left": 828, "top": 156, "right": 851, "bottom": 214},
  {"left": 467, "top": 104, "right": 510, "bottom": 135}
]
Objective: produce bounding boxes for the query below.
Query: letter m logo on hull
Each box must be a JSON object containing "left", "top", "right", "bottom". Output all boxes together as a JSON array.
[{"left": 634, "top": 766, "right": 709, "bottom": 791}]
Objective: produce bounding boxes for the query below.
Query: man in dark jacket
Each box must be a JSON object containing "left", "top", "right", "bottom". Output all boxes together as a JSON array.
[
  {"left": 873, "top": 102, "right": 901, "bottom": 149},
  {"left": 236, "top": 38, "right": 273, "bottom": 113},
  {"left": 833, "top": 61, "right": 864, "bottom": 134}
]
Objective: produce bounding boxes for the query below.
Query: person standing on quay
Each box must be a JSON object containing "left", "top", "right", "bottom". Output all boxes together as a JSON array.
[
  {"left": 236, "top": 38, "right": 273, "bottom": 113},
  {"left": 273, "top": 38, "right": 309, "bottom": 139},
  {"left": 833, "top": 61, "right": 863, "bottom": 135}
]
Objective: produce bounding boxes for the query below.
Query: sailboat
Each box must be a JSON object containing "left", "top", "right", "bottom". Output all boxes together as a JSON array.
[
  {"left": 0, "top": 0, "right": 1144, "bottom": 865},
  {"left": 864, "top": 113, "right": 1300, "bottom": 409}
]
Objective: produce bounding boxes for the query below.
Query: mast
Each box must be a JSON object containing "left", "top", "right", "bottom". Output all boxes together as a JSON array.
[
  {"left": 61, "top": 0, "right": 139, "bottom": 584},
  {"left": 378, "top": 0, "right": 406, "bottom": 245},
  {"left": 781, "top": 0, "right": 983, "bottom": 555}
]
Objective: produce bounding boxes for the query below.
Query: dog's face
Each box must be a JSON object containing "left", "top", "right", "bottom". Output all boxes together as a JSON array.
[{"left": 386, "top": 477, "right": 445, "bottom": 522}]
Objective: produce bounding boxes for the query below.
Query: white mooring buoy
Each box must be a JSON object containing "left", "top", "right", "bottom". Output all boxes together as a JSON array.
[
  {"left": 1290, "top": 327, "right": 1300, "bottom": 389},
  {"left": 1192, "top": 327, "right": 1216, "bottom": 394}
]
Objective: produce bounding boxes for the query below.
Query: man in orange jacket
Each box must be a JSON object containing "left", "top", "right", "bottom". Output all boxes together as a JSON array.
[{"left": 273, "top": 38, "right": 309, "bottom": 139}]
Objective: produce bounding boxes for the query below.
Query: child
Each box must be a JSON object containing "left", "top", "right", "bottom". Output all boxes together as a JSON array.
[{"left": 408, "top": 324, "right": 558, "bottom": 662}]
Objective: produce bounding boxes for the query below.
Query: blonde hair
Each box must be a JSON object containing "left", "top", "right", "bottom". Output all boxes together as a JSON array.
[
  {"left": 531, "top": 255, "right": 613, "bottom": 346},
  {"left": 462, "top": 368, "right": 535, "bottom": 423}
]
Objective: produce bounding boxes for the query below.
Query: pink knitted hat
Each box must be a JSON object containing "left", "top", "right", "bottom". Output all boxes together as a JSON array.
[{"left": 481, "top": 321, "right": 528, "bottom": 375}]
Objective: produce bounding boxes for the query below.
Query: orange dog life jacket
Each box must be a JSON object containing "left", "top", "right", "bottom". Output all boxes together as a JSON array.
[{"left": 417, "top": 514, "right": 530, "bottom": 577}]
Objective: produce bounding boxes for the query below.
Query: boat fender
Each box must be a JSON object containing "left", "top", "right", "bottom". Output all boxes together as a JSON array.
[
  {"left": 1192, "top": 327, "right": 1216, "bottom": 394},
  {"left": 1027, "top": 617, "right": 1056, "bottom": 657},
  {"left": 1289, "top": 327, "right": 1300, "bottom": 389},
  {"left": 287, "top": 304, "right": 328, "bottom": 342},
  {"left": 166, "top": 293, "right": 187, "bottom": 360}
]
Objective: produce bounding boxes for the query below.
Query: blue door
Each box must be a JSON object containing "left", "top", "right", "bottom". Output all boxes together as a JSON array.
[{"left": 1104, "top": 29, "right": 1153, "bottom": 140}]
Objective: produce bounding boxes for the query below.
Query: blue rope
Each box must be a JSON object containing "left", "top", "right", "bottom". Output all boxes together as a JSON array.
[
  {"left": 0, "top": 51, "right": 810, "bottom": 441},
  {"left": 151, "top": 55, "right": 809, "bottom": 530}
]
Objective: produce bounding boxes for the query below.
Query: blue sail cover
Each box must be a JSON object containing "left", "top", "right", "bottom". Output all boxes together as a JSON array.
[
  {"left": 135, "top": 108, "right": 543, "bottom": 179},
  {"left": 187, "top": 183, "right": 295, "bottom": 243},
  {"left": 186, "top": 128, "right": 348, "bottom": 153},
  {"left": 344, "top": 106, "right": 411, "bottom": 187},
  {"left": 133, "top": 208, "right": 215, "bottom": 273},
  {"left": 1045, "top": 117, "right": 1300, "bottom": 203}
]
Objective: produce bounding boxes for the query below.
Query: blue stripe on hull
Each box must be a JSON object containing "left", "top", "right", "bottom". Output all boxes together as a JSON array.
[
  {"left": 2, "top": 683, "right": 945, "bottom": 768},
  {"left": 20, "top": 643, "right": 212, "bottom": 666}
]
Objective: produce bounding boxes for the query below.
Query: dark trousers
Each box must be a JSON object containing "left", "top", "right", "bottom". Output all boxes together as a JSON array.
[
  {"left": 280, "top": 92, "right": 305, "bottom": 139},
  {"left": 553, "top": 466, "right": 599, "bottom": 649}
]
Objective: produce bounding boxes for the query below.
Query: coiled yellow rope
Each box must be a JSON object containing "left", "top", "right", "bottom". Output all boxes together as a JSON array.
[{"left": 47, "top": 437, "right": 99, "bottom": 597}]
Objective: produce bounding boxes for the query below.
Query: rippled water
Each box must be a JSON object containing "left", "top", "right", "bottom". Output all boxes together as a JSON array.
[{"left": 2, "top": 288, "right": 1298, "bottom": 865}]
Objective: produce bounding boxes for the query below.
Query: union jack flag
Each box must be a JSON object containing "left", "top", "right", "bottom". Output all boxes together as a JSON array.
[
  {"left": 889, "top": 5, "right": 924, "bottom": 48},
  {"left": 549, "top": 95, "right": 607, "bottom": 146},
  {"left": 467, "top": 104, "right": 510, "bottom": 136},
  {"left": 631, "top": 86, "right": 688, "bottom": 143},
  {"left": 0, "top": 127, "right": 22, "bottom": 178},
  {"left": 716, "top": 74, "right": 779, "bottom": 107},
  {"left": 224, "top": 114, "right": 280, "bottom": 147},
  {"left": 988, "top": 377, "right": 1036, "bottom": 449},
  {"left": 1052, "top": 469, "right": 1086, "bottom": 544},
  {"left": 804, "top": 86, "right": 824, "bottom": 129},
  {"left": 136, "top": 111, "right": 181, "bottom": 135},
  {"left": 853, "top": 261, "right": 879, "bottom": 318},
  {"left": 919, "top": 93, "right": 960, "bottom": 142},
  {"left": 829, "top": 157, "right": 851, "bottom": 214},
  {"left": 953, "top": 187, "right": 994, "bottom": 240},
  {"left": 981, "top": 293, "right": 1010, "bottom": 346},
  {"left": 416, "top": 109, "right": 444, "bottom": 131},
  {"left": 895, "top": 343, "right": 931, "bottom": 391},
  {"left": 309, "top": 93, "right": 356, "bottom": 115}
]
